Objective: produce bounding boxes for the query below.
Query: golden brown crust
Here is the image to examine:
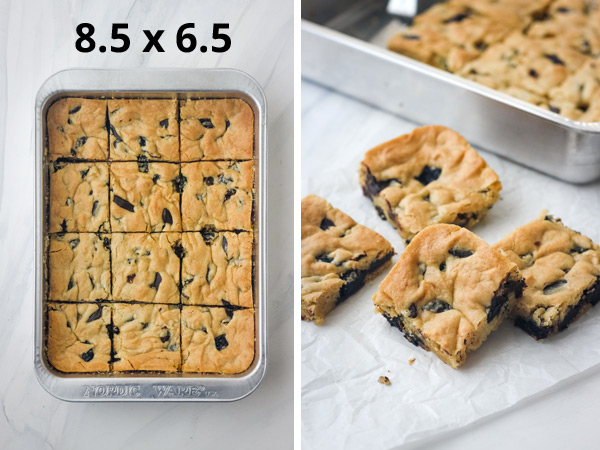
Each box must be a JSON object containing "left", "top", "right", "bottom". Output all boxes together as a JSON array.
[
  {"left": 48, "top": 233, "right": 111, "bottom": 301},
  {"left": 181, "top": 306, "right": 255, "bottom": 374},
  {"left": 49, "top": 161, "right": 110, "bottom": 233},
  {"left": 108, "top": 99, "right": 179, "bottom": 161},
  {"left": 182, "top": 232, "right": 253, "bottom": 307},
  {"left": 301, "top": 195, "right": 395, "bottom": 325},
  {"left": 181, "top": 160, "right": 253, "bottom": 231},
  {"left": 110, "top": 162, "right": 181, "bottom": 232},
  {"left": 47, "top": 302, "right": 111, "bottom": 373},
  {"left": 47, "top": 97, "right": 108, "bottom": 160},
  {"left": 180, "top": 98, "right": 254, "bottom": 161},
  {"left": 112, "top": 304, "right": 181, "bottom": 372},
  {"left": 111, "top": 233, "right": 181, "bottom": 304},
  {"left": 359, "top": 125, "right": 501, "bottom": 242},
  {"left": 373, "top": 224, "right": 522, "bottom": 368},
  {"left": 494, "top": 212, "right": 600, "bottom": 337}
]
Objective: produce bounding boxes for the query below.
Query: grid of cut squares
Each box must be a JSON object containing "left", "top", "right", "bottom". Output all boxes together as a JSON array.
[{"left": 45, "top": 96, "right": 256, "bottom": 374}]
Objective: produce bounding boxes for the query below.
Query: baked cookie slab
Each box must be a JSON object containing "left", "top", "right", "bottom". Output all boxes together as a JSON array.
[
  {"left": 47, "top": 302, "right": 111, "bottom": 373},
  {"left": 49, "top": 161, "right": 110, "bottom": 233},
  {"left": 301, "top": 195, "right": 395, "bottom": 325},
  {"left": 180, "top": 98, "right": 254, "bottom": 161},
  {"left": 110, "top": 162, "right": 181, "bottom": 232},
  {"left": 181, "top": 160, "right": 253, "bottom": 231},
  {"left": 359, "top": 125, "right": 501, "bottom": 244},
  {"left": 108, "top": 99, "right": 179, "bottom": 161},
  {"left": 373, "top": 224, "right": 525, "bottom": 368},
  {"left": 111, "top": 233, "right": 181, "bottom": 304},
  {"left": 494, "top": 212, "right": 600, "bottom": 340},
  {"left": 181, "top": 231, "right": 253, "bottom": 307},
  {"left": 47, "top": 97, "right": 108, "bottom": 160},
  {"left": 48, "top": 233, "right": 111, "bottom": 301},
  {"left": 112, "top": 303, "right": 181, "bottom": 372},
  {"left": 181, "top": 306, "right": 255, "bottom": 374}
]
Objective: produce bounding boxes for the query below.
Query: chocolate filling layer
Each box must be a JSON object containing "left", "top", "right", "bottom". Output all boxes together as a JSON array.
[
  {"left": 336, "top": 252, "right": 394, "bottom": 304},
  {"left": 487, "top": 275, "right": 526, "bottom": 323},
  {"left": 382, "top": 312, "right": 427, "bottom": 350},
  {"left": 515, "top": 276, "right": 600, "bottom": 339}
]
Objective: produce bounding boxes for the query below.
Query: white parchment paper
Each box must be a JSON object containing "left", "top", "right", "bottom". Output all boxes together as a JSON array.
[{"left": 301, "top": 82, "right": 600, "bottom": 450}]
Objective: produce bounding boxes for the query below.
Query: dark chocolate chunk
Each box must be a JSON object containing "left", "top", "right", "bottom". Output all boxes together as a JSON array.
[
  {"left": 113, "top": 195, "right": 135, "bottom": 212},
  {"left": 172, "top": 244, "right": 184, "bottom": 259},
  {"left": 200, "top": 225, "right": 217, "bottom": 244},
  {"left": 69, "top": 238, "right": 80, "bottom": 249},
  {"left": 162, "top": 208, "right": 173, "bottom": 225},
  {"left": 222, "top": 299, "right": 243, "bottom": 318},
  {"left": 361, "top": 166, "right": 402, "bottom": 199},
  {"left": 224, "top": 189, "right": 236, "bottom": 202},
  {"left": 137, "top": 155, "right": 149, "bottom": 173},
  {"left": 449, "top": 248, "right": 473, "bottom": 258},
  {"left": 528, "top": 69, "right": 539, "bottom": 78},
  {"left": 92, "top": 200, "right": 100, "bottom": 217},
  {"left": 74, "top": 136, "right": 87, "bottom": 149},
  {"left": 127, "top": 274, "right": 136, "bottom": 283},
  {"left": 204, "top": 176, "right": 214, "bottom": 185},
  {"left": 320, "top": 217, "right": 335, "bottom": 230},
  {"left": 152, "top": 174, "right": 161, "bottom": 184},
  {"left": 549, "top": 105, "right": 560, "bottom": 114},
  {"left": 138, "top": 136, "right": 147, "bottom": 147},
  {"left": 150, "top": 272, "right": 162, "bottom": 290},
  {"left": 408, "top": 303, "right": 418, "bottom": 318},
  {"left": 556, "top": 7, "right": 570, "bottom": 13},
  {"left": 222, "top": 236, "right": 228, "bottom": 255},
  {"left": 159, "top": 118, "right": 169, "bottom": 128},
  {"left": 571, "top": 245, "right": 588, "bottom": 254},
  {"left": 67, "top": 276, "right": 74, "bottom": 291},
  {"left": 375, "top": 206, "right": 387, "bottom": 221},
  {"left": 442, "top": 9, "right": 471, "bottom": 24},
  {"left": 439, "top": 261, "right": 446, "bottom": 272},
  {"left": 316, "top": 254, "right": 333, "bottom": 264},
  {"left": 199, "top": 118, "right": 214, "bottom": 129},
  {"left": 68, "top": 105, "right": 81, "bottom": 114},
  {"left": 109, "top": 124, "right": 123, "bottom": 146},
  {"left": 422, "top": 299, "right": 452, "bottom": 313},
  {"left": 474, "top": 40, "right": 488, "bottom": 52},
  {"left": 415, "top": 166, "right": 442, "bottom": 185},
  {"left": 487, "top": 276, "right": 525, "bottom": 323},
  {"left": 339, "top": 269, "right": 367, "bottom": 300},
  {"left": 80, "top": 349, "right": 94, "bottom": 362},
  {"left": 383, "top": 313, "right": 426, "bottom": 349},
  {"left": 514, "top": 316, "right": 552, "bottom": 340},
  {"left": 543, "top": 279, "right": 567, "bottom": 295},
  {"left": 87, "top": 307, "right": 103, "bottom": 322},
  {"left": 79, "top": 168, "right": 90, "bottom": 179},
  {"left": 107, "top": 324, "right": 120, "bottom": 338},
  {"left": 214, "top": 334, "right": 228, "bottom": 351},
  {"left": 60, "top": 219, "right": 68, "bottom": 233},
  {"left": 577, "top": 103, "right": 589, "bottom": 112},
  {"left": 160, "top": 329, "right": 171, "bottom": 343},
  {"left": 103, "top": 237, "right": 110, "bottom": 250},
  {"left": 544, "top": 53, "right": 565, "bottom": 65},
  {"left": 173, "top": 174, "right": 187, "bottom": 193},
  {"left": 217, "top": 174, "right": 233, "bottom": 185},
  {"left": 225, "top": 119, "right": 231, "bottom": 129}
]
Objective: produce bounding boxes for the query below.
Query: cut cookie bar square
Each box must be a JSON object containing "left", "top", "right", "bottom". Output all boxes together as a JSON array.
[
  {"left": 110, "top": 162, "right": 181, "bottom": 232},
  {"left": 181, "top": 231, "right": 253, "bottom": 307},
  {"left": 494, "top": 212, "right": 600, "bottom": 340},
  {"left": 301, "top": 195, "right": 395, "bottom": 325},
  {"left": 181, "top": 160, "right": 253, "bottom": 231},
  {"left": 181, "top": 306, "right": 254, "bottom": 374},
  {"left": 49, "top": 161, "right": 110, "bottom": 233},
  {"left": 373, "top": 224, "right": 525, "bottom": 368},
  {"left": 47, "top": 97, "right": 108, "bottom": 160},
  {"left": 108, "top": 99, "right": 179, "bottom": 161},
  {"left": 460, "top": 32, "right": 589, "bottom": 102},
  {"left": 111, "top": 233, "right": 181, "bottom": 304},
  {"left": 359, "top": 125, "right": 501, "bottom": 244},
  {"left": 46, "top": 302, "right": 111, "bottom": 373},
  {"left": 111, "top": 303, "right": 181, "bottom": 372},
  {"left": 180, "top": 98, "right": 254, "bottom": 161},
  {"left": 48, "top": 233, "right": 111, "bottom": 301}
]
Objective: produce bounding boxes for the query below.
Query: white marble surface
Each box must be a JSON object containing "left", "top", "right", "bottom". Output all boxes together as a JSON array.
[
  {"left": 0, "top": 1, "right": 293, "bottom": 449},
  {"left": 301, "top": 79, "right": 600, "bottom": 450}
]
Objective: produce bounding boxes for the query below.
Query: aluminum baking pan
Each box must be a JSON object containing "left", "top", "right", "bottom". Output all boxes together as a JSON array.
[
  {"left": 301, "top": 0, "right": 600, "bottom": 184},
  {"left": 34, "top": 68, "right": 267, "bottom": 401}
]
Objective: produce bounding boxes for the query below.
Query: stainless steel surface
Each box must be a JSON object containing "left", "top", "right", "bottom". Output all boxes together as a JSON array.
[
  {"left": 301, "top": 0, "right": 600, "bottom": 184},
  {"left": 34, "top": 69, "right": 267, "bottom": 401}
]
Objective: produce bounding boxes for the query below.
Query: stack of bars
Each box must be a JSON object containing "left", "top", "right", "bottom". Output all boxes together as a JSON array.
[
  {"left": 44, "top": 97, "right": 255, "bottom": 374},
  {"left": 388, "top": 0, "right": 600, "bottom": 121}
]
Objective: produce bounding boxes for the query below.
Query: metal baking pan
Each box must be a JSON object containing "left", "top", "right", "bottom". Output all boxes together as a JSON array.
[
  {"left": 34, "top": 68, "right": 267, "bottom": 401},
  {"left": 302, "top": 0, "right": 600, "bottom": 183}
]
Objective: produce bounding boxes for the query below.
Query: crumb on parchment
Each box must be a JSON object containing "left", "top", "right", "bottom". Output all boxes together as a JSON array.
[
  {"left": 378, "top": 376, "right": 391, "bottom": 386},
  {"left": 408, "top": 358, "right": 415, "bottom": 365}
]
